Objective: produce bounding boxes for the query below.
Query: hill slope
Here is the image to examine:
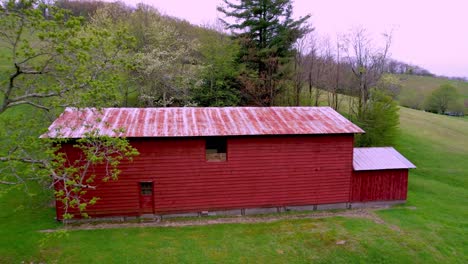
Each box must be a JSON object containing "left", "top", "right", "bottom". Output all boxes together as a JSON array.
[
  {"left": 0, "top": 107, "right": 467, "bottom": 263},
  {"left": 396, "top": 74, "right": 468, "bottom": 112}
]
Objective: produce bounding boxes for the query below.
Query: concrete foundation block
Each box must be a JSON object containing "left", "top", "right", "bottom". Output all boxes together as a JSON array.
[
  {"left": 210, "top": 209, "right": 243, "bottom": 216},
  {"left": 93, "top": 216, "right": 124, "bottom": 222},
  {"left": 276, "top": 207, "right": 287, "bottom": 213},
  {"left": 316, "top": 203, "right": 348, "bottom": 210},
  {"left": 350, "top": 200, "right": 406, "bottom": 209},
  {"left": 244, "top": 207, "right": 279, "bottom": 215},
  {"left": 285, "top": 205, "right": 317, "bottom": 212}
]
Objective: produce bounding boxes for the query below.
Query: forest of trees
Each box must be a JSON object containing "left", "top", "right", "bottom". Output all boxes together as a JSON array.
[{"left": 0, "top": 0, "right": 462, "bottom": 218}]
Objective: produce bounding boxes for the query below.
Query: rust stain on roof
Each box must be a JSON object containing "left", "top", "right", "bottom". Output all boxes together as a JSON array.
[
  {"left": 353, "top": 147, "right": 416, "bottom": 171},
  {"left": 42, "top": 107, "right": 364, "bottom": 138}
]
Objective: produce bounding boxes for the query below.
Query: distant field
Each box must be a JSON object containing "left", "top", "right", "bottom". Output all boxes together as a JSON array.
[
  {"left": 396, "top": 74, "right": 468, "bottom": 112},
  {"left": 0, "top": 106, "right": 466, "bottom": 263}
]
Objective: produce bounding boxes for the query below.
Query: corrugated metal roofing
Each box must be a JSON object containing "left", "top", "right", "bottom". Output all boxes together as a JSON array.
[
  {"left": 42, "top": 107, "right": 364, "bottom": 138},
  {"left": 353, "top": 147, "right": 416, "bottom": 171}
]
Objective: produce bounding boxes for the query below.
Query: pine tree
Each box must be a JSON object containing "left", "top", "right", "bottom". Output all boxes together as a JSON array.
[{"left": 218, "top": 0, "right": 311, "bottom": 106}]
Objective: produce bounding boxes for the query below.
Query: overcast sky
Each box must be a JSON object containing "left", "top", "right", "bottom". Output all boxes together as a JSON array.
[{"left": 123, "top": 0, "right": 467, "bottom": 78}]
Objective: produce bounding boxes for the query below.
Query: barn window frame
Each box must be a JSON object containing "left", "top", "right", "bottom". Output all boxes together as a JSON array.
[
  {"left": 205, "top": 137, "right": 227, "bottom": 162},
  {"left": 139, "top": 182, "right": 153, "bottom": 196}
]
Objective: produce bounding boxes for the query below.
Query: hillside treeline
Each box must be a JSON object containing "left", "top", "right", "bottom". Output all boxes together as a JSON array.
[
  {"left": 4, "top": 0, "right": 456, "bottom": 150},
  {"left": 3, "top": 0, "right": 464, "bottom": 108},
  {"left": 20, "top": 0, "right": 392, "bottom": 109}
]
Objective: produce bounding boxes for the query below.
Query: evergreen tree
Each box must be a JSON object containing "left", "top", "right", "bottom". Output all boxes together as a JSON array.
[{"left": 218, "top": 0, "right": 311, "bottom": 106}]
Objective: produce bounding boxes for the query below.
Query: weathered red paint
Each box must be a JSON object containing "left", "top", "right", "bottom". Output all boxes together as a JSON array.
[
  {"left": 55, "top": 134, "right": 355, "bottom": 219},
  {"left": 350, "top": 169, "right": 408, "bottom": 202},
  {"left": 49, "top": 107, "right": 415, "bottom": 220}
]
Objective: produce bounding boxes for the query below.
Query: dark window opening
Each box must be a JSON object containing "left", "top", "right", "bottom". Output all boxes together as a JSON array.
[
  {"left": 206, "top": 137, "right": 227, "bottom": 162},
  {"left": 140, "top": 182, "right": 153, "bottom": 195}
]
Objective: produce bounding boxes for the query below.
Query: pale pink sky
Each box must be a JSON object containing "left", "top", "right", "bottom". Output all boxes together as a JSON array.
[{"left": 124, "top": 0, "right": 467, "bottom": 78}]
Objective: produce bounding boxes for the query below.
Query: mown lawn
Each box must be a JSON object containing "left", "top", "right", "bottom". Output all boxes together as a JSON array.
[{"left": 0, "top": 107, "right": 467, "bottom": 263}]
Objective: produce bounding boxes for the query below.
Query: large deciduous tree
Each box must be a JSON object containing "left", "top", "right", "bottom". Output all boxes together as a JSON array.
[
  {"left": 343, "top": 28, "right": 391, "bottom": 114},
  {"left": 218, "top": 0, "right": 311, "bottom": 106},
  {"left": 0, "top": 0, "right": 138, "bottom": 220},
  {"left": 0, "top": 0, "right": 135, "bottom": 113},
  {"left": 193, "top": 23, "right": 242, "bottom": 106},
  {"left": 129, "top": 4, "right": 201, "bottom": 107},
  {"left": 424, "top": 84, "right": 461, "bottom": 114}
]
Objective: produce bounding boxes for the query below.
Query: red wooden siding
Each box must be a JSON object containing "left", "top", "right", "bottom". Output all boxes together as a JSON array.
[
  {"left": 350, "top": 169, "right": 408, "bottom": 202},
  {"left": 55, "top": 134, "right": 354, "bottom": 219}
]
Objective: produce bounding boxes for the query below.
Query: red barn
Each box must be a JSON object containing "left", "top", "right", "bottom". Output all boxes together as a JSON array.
[{"left": 44, "top": 107, "right": 415, "bottom": 220}]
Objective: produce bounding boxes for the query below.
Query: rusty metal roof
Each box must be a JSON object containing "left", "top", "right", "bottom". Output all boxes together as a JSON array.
[
  {"left": 42, "top": 107, "right": 364, "bottom": 138},
  {"left": 353, "top": 147, "right": 416, "bottom": 171}
]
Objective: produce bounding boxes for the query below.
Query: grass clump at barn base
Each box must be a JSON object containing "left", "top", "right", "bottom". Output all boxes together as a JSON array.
[{"left": 0, "top": 107, "right": 467, "bottom": 263}]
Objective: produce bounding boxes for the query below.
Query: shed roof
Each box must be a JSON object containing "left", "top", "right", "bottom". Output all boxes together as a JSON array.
[
  {"left": 42, "top": 107, "right": 364, "bottom": 138},
  {"left": 353, "top": 147, "right": 416, "bottom": 171}
]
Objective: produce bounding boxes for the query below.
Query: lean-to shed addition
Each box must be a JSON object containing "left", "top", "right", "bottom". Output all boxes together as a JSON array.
[
  {"left": 351, "top": 147, "right": 416, "bottom": 203},
  {"left": 44, "top": 107, "right": 415, "bottom": 220}
]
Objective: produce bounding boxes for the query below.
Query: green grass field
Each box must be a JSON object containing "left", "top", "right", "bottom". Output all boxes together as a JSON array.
[{"left": 0, "top": 106, "right": 467, "bottom": 263}]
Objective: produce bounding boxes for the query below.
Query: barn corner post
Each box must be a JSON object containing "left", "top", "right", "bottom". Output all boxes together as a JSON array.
[{"left": 347, "top": 134, "right": 357, "bottom": 209}]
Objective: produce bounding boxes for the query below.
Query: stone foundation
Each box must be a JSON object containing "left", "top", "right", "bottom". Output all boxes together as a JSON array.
[{"left": 61, "top": 200, "right": 406, "bottom": 223}]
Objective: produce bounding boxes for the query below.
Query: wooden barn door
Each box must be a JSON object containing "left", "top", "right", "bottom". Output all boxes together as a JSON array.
[{"left": 139, "top": 182, "right": 154, "bottom": 214}]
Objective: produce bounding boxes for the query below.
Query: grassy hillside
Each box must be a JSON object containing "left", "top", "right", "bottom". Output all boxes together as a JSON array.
[
  {"left": 0, "top": 107, "right": 467, "bottom": 263},
  {"left": 396, "top": 74, "right": 468, "bottom": 112}
]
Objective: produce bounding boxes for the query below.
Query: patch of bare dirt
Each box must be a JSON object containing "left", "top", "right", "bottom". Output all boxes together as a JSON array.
[{"left": 40, "top": 207, "right": 398, "bottom": 233}]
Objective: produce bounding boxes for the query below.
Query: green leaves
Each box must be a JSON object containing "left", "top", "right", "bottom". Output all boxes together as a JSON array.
[
  {"left": 48, "top": 126, "right": 138, "bottom": 219},
  {"left": 128, "top": 7, "right": 201, "bottom": 107},
  {"left": 354, "top": 89, "right": 400, "bottom": 147},
  {"left": 218, "top": 0, "right": 311, "bottom": 105},
  {"left": 0, "top": 1, "right": 139, "bottom": 221},
  {"left": 193, "top": 29, "right": 242, "bottom": 106},
  {"left": 423, "top": 84, "right": 462, "bottom": 114}
]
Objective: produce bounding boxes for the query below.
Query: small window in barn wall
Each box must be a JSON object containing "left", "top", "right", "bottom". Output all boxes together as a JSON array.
[
  {"left": 140, "top": 182, "right": 153, "bottom": 195},
  {"left": 206, "top": 137, "right": 227, "bottom": 162}
]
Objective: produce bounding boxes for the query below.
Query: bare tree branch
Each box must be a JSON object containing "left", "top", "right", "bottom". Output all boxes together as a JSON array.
[
  {"left": 6, "top": 100, "right": 51, "bottom": 111},
  {"left": 0, "top": 180, "right": 17, "bottom": 185}
]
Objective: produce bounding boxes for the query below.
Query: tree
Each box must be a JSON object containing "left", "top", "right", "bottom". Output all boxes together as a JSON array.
[
  {"left": 192, "top": 23, "right": 241, "bottom": 106},
  {"left": 353, "top": 89, "right": 399, "bottom": 147},
  {"left": 424, "top": 84, "right": 460, "bottom": 114},
  {"left": 343, "top": 28, "right": 391, "bottom": 114},
  {"left": 291, "top": 33, "right": 308, "bottom": 106},
  {"left": 303, "top": 36, "right": 335, "bottom": 107},
  {"left": 129, "top": 4, "right": 201, "bottom": 107},
  {"left": 376, "top": 74, "right": 401, "bottom": 99},
  {"left": 89, "top": 3, "right": 138, "bottom": 106},
  {"left": 0, "top": 0, "right": 138, "bottom": 219},
  {"left": 218, "top": 0, "right": 311, "bottom": 106},
  {"left": 0, "top": 0, "right": 135, "bottom": 113},
  {"left": 55, "top": 0, "right": 107, "bottom": 20}
]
